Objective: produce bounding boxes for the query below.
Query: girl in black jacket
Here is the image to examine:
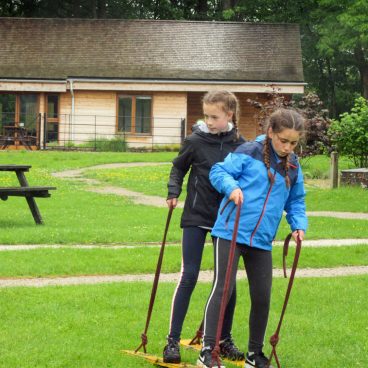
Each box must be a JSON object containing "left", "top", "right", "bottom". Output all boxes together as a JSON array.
[{"left": 163, "top": 90, "right": 246, "bottom": 364}]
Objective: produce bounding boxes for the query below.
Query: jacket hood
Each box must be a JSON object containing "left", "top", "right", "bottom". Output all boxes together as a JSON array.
[{"left": 192, "top": 120, "right": 236, "bottom": 143}]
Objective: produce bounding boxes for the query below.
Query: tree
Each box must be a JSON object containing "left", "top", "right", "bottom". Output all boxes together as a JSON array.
[
  {"left": 314, "top": 0, "right": 368, "bottom": 99},
  {"left": 328, "top": 97, "right": 368, "bottom": 168},
  {"left": 247, "top": 86, "right": 332, "bottom": 158},
  {"left": 216, "top": 0, "right": 364, "bottom": 118}
]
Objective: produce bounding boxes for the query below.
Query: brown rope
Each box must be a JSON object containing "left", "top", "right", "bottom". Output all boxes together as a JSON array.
[
  {"left": 135, "top": 206, "right": 174, "bottom": 353},
  {"left": 211, "top": 202, "right": 242, "bottom": 368},
  {"left": 268, "top": 233, "right": 302, "bottom": 368},
  {"left": 189, "top": 320, "right": 204, "bottom": 345}
]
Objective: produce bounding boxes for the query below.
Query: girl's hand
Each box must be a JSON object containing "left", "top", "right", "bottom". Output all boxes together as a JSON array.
[
  {"left": 292, "top": 229, "right": 305, "bottom": 242},
  {"left": 229, "top": 188, "right": 243, "bottom": 205},
  {"left": 166, "top": 198, "right": 178, "bottom": 209}
]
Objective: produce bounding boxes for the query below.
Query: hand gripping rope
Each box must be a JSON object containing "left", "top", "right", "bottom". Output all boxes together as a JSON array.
[
  {"left": 135, "top": 206, "right": 174, "bottom": 354},
  {"left": 267, "top": 233, "right": 302, "bottom": 368}
]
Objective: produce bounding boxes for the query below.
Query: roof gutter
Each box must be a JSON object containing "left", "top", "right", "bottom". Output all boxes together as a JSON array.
[{"left": 65, "top": 77, "right": 307, "bottom": 86}]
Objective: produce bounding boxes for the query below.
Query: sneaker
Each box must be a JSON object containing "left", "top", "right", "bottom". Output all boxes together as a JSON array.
[
  {"left": 197, "top": 346, "right": 225, "bottom": 368},
  {"left": 163, "top": 337, "right": 181, "bottom": 363},
  {"left": 219, "top": 338, "right": 245, "bottom": 361},
  {"left": 245, "top": 351, "right": 273, "bottom": 368}
]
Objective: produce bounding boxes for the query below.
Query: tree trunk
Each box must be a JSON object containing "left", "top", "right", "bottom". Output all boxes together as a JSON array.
[
  {"left": 223, "top": 0, "right": 239, "bottom": 10},
  {"left": 195, "top": 0, "right": 208, "bottom": 19},
  {"left": 326, "top": 58, "right": 337, "bottom": 118},
  {"left": 354, "top": 45, "right": 368, "bottom": 99},
  {"left": 97, "top": 0, "right": 106, "bottom": 18}
]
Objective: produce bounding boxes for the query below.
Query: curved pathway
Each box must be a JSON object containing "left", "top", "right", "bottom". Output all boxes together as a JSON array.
[
  {"left": 0, "top": 162, "right": 361, "bottom": 287},
  {"left": 52, "top": 163, "right": 368, "bottom": 218}
]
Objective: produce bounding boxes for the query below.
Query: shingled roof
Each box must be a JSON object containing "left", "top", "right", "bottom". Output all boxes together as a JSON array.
[{"left": 0, "top": 17, "right": 303, "bottom": 82}]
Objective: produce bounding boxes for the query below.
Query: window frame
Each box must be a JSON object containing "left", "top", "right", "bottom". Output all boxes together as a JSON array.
[{"left": 116, "top": 94, "right": 153, "bottom": 135}]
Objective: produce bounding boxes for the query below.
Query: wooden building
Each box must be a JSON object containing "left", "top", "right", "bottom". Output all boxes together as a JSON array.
[{"left": 0, "top": 17, "right": 305, "bottom": 149}]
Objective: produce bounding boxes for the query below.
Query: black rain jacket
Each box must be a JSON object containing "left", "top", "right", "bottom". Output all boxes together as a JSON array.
[{"left": 167, "top": 125, "right": 246, "bottom": 228}]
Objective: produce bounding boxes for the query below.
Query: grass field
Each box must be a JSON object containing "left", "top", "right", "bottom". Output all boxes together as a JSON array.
[
  {"left": 0, "top": 277, "right": 367, "bottom": 367},
  {"left": 0, "top": 150, "right": 367, "bottom": 367}
]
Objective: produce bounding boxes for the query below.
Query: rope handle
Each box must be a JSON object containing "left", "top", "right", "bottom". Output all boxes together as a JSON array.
[
  {"left": 135, "top": 206, "right": 174, "bottom": 353},
  {"left": 211, "top": 202, "right": 242, "bottom": 368},
  {"left": 268, "top": 233, "right": 302, "bottom": 368}
]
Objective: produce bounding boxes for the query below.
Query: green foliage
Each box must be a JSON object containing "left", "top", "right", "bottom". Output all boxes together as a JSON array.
[
  {"left": 81, "top": 136, "right": 128, "bottom": 152},
  {"left": 247, "top": 87, "right": 332, "bottom": 157},
  {"left": 328, "top": 97, "right": 368, "bottom": 167}
]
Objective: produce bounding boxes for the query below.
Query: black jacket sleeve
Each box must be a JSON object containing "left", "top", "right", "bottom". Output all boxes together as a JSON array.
[{"left": 167, "top": 138, "right": 194, "bottom": 199}]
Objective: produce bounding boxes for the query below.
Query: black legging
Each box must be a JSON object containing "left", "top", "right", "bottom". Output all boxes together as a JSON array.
[
  {"left": 203, "top": 237, "right": 272, "bottom": 352},
  {"left": 168, "top": 227, "right": 237, "bottom": 341}
]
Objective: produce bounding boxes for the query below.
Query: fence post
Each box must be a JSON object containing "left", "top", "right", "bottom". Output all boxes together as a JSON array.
[
  {"left": 42, "top": 113, "right": 47, "bottom": 150},
  {"left": 330, "top": 151, "right": 339, "bottom": 188},
  {"left": 94, "top": 115, "right": 97, "bottom": 151},
  {"left": 180, "top": 118, "right": 186, "bottom": 143}
]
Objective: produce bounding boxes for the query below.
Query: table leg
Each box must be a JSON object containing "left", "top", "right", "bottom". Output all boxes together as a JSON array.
[{"left": 16, "top": 171, "right": 43, "bottom": 224}]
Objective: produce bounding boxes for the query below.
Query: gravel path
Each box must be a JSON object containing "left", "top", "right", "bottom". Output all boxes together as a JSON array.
[
  {"left": 52, "top": 163, "right": 368, "bottom": 218},
  {"left": 1, "top": 266, "right": 367, "bottom": 288},
  {"left": 1, "top": 238, "right": 367, "bottom": 251}
]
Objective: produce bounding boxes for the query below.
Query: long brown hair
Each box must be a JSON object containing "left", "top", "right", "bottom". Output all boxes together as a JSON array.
[
  {"left": 263, "top": 109, "right": 304, "bottom": 187},
  {"left": 202, "top": 90, "right": 240, "bottom": 140}
]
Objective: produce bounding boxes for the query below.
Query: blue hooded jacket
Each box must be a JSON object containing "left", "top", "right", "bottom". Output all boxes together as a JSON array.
[{"left": 209, "top": 137, "right": 307, "bottom": 251}]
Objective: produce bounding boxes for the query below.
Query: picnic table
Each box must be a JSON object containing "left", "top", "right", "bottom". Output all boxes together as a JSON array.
[
  {"left": 0, "top": 125, "right": 36, "bottom": 150},
  {"left": 0, "top": 165, "right": 56, "bottom": 224}
]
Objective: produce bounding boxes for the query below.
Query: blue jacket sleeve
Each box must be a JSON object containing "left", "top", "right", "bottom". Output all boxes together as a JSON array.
[
  {"left": 284, "top": 165, "right": 308, "bottom": 232},
  {"left": 209, "top": 152, "right": 247, "bottom": 198}
]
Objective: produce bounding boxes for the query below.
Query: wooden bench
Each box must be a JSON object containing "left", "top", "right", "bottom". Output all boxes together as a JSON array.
[{"left": 0, "top": 165, "right": 56, "bottom": 224}]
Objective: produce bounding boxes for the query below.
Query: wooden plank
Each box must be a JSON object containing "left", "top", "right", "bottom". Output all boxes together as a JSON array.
[
  {"left": 0, "top": 165, "right": 31, "bottom": 171},
  {"left": 0, "top": 186, "right": 56, "bottom": 191},
  {"left": 122, "top": 350, "right": 198, "bottom": 368}
]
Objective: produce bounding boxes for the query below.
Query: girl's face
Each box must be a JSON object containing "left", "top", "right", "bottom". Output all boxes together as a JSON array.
[
  {"left": 268, "top": 128, "right": 300, "bottom": 157},
  {"left": 203, "top": 102, "right": 233, "bottom": 134}
]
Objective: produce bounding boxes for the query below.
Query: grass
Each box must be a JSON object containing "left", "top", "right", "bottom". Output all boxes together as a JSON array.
[
  {"left": 0, "top": 151, "right": 367, "bottom": 367},
  {"left": 0, "top": 277, "right": 367, "bottom": 367},
  {"left": 305, "top": 185, "right": 368, "bottom": 212},
  {"left": 300, "top": 154, "right": 357, "bottom": 179},
  {"left": 0, "top": 189, "right": 367, "bottom": 244},
  {"left": 0, "top": 151, "right": 367, "bottom": 244},
  {"left": 0, "top": 244, "right": 367, "bottom": 278}
]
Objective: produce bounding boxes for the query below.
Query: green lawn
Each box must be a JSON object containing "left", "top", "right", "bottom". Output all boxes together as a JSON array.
[
  {"left": 0, "top": 277, "right": 367, "bottom": 368},
  {"left": 0, "top": 151, "right": 367, "bottom": 367},
  {"left": 0, "top": 244, "right": 367, "bottom": 278},
  {"left": 0, "top": 151, "right": 367, "bottom": 244}
]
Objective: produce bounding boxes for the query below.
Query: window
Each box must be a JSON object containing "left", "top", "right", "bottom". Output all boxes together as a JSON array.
[
  {"left": 47, "top": 95, "right": 59, "bottom": 118},
  {"left": 46, "top": 94, "right": 59, "bottom": 143},
  {"left": 118, "top": 95, "right": 152, "bottom": 134},
  {"left": 20, "top": 95, "right": 38, "bottom": 136},
  {"left": 0, "top": 94, "right": 16, "bottom": 126}
]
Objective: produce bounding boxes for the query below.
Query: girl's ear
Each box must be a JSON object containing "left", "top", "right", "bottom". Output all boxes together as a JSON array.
[
  {"left": 227, "top": 111, "right": 234, "bottom": 121},
  {"left": 267, "top": 127, "right": 273, "bottom": 139}
]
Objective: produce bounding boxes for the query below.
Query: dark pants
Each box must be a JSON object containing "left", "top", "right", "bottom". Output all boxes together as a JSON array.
[
  {"left": 168, "top": 227, "right": 237, "bottom": 341},
  {"left": 203, "top": 237, "right": 272, "bottom": 352}
]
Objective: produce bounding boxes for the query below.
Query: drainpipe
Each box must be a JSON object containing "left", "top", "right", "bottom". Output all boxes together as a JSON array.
[{"left": 68, "top": 79, "right": 75, "bottom": 142}]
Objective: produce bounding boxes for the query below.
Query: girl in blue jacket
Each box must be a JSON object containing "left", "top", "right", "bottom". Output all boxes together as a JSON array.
[{"left": 197, "top": 109, "right": 307, "bottom": 368}]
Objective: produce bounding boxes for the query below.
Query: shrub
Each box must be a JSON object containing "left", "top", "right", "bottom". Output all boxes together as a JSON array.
[
  {"left": 247, "top": 86, "right": 332, "bottom": 158},
  {"left": 82, "top": 136, "right": 128, "bottom": 152},
  {"left": 328, "top": 97, "right": 368, "bottom": 168}
]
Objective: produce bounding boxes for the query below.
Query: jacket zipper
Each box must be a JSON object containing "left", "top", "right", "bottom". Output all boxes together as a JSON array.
[
  {"left": 192, "top": 176, "right": 198, "bottom": 208},
  {"left": 249, "top": 171, "right": 276, "bottom": 247}
]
